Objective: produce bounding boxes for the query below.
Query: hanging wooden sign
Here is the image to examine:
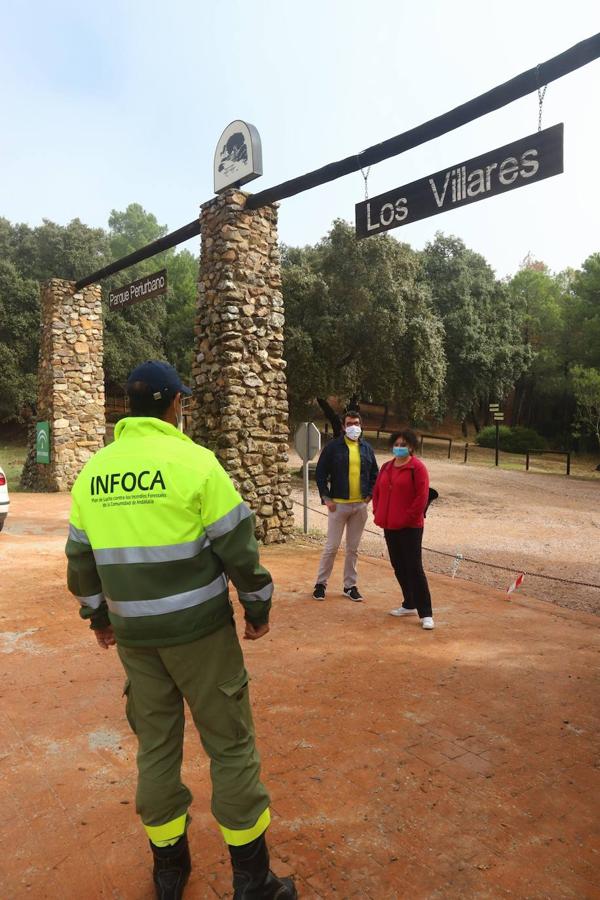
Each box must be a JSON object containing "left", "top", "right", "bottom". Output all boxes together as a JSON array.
[
  {"left": 108, "top": 269, "right": 167, "bottom": 311},
  {"left": 355, "top": 124, "right": 563, "bottom": 239}
]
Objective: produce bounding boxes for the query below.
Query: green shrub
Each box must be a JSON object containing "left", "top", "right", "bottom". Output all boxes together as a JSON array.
[{"left": 475, "top": 425, "right": 547, "bottom": 454}]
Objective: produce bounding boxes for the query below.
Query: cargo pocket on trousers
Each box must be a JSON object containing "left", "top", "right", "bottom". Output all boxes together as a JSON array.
[
  {"left": 218, "top": 668, "right": 252, "bottom": 741},
  {"left": 122, "top": 678, "right": 137, "bottom": 735}
]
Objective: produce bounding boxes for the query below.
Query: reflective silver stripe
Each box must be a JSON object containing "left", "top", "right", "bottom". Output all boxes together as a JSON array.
[
  {"left": 238, "top": 582, "right": 273, "bottom": 604},
  {"left": 76, "top": 592, "right": 105, "bottom": 609},
  {"left": 69, "top": 524, "right": 90, "bottom": 545},
  {"left": 106, "top": 573, "right": 228, "bottom": 618},
  {"left": 205, "top": 502, "right": 252, "bottom": 540},
  {"left": 94, "top": 534, "right": 210, "bottom": 566}
]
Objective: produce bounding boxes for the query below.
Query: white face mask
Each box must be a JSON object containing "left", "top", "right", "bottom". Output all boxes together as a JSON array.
[{"left": 345, "top": 425, "right": 362, "bottom": 441}]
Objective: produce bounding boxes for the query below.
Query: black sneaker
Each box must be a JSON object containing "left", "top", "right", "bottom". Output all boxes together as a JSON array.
[
  {"left": 343, "top": 586, "right": 363, "bottom": 602},
  {"left": 312, "top": 583, "right": 326, "bottom": 600}
]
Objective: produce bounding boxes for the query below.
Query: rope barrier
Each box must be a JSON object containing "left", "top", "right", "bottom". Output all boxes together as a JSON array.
[{"left": 290, "top": 498, "right": 600, "bottom": 591}]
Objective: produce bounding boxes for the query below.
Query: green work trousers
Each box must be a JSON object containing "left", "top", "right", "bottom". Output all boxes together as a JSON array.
[{"left": 117, "top": 619, "right": 270, "bottom": 835}]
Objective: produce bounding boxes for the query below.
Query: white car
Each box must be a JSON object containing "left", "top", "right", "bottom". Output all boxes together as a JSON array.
[{"left": 0, "top": 466, "right": 9, "bottom": 531}]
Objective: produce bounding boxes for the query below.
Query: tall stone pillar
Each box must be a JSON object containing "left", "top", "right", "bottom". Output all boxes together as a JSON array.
[
  {"left": 191, "top": 190, "right": 294, "bottom": 543},
  {"left": 21, "top": 279, "right": 105, "bottom": 492}
]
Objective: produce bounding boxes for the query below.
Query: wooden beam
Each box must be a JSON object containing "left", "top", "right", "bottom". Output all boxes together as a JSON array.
[
  {"left": 73, "top": 32, "right": 600, "bottom": 286},
  {"left": 245, "top": 32, "right": 600, "bottom": 209},
  {"left": 74, "top": 219, "right": 200, "bottom": 290}
]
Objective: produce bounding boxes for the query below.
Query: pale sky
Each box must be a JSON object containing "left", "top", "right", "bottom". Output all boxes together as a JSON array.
[{"left": 1, "top": 1, "right": 599, "bottom": 278}]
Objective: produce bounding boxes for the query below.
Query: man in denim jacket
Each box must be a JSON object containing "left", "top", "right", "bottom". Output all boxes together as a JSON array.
[{"left": 312, "top": 410, "right": 378, "bottom": 602}]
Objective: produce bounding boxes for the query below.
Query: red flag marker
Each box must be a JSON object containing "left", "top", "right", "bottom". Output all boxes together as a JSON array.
[{"left": 506, "top": 572, "right": 525, "bottom": 596}]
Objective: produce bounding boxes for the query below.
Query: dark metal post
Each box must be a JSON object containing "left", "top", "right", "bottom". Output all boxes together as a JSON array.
[
  {"left": 526, "top": 450, "right": 530, "bottom": 471},
  {"left": 448, "top": 438, "right": 452, "bottom": 460},
  {"left": 303, "top": 423, "right": 309, "bottom": 534},
  {"left": 464, "top": 443, "right": 469, "bottom": 464},
  {"left": 495, "top": 422, "right": 499, "bottom": 467},
  {"left": 566, "top": 452, "right": 571, "bottom": 476}
]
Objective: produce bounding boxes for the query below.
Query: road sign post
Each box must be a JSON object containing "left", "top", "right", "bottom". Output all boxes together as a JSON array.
[
  {"left": 294, "top": 422, "right": 321, "bottom": 534},
  {"left": 490, "top": 405, "right": 504, "bottom": 466}
]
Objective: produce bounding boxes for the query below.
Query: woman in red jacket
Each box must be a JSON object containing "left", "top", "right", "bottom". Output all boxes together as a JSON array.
[{"left": 372, "top": 428, "right": 435, "bottom": 630}]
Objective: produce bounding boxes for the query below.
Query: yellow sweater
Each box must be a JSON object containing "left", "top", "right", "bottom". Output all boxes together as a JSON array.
[{"left": 334, "top": 438, "right": 362, "bottom": 503}]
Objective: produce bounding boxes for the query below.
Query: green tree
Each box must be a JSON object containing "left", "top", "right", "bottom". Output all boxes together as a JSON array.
[
  {"left": 0, "top": 261, "right": 40, "bottom": 420},
  {"left": 569, "top": 253, "right": 600, "bottom": 370},
  {"left": 507, "top": 260, "right": 566, "bottom": 430},
  {"left": 282, "top": 221, "right": 446, "bottom": 421},
  {"left": 163, "top": 249, "right": 198, "bottom": 382},
  {"left": 0, "top": 207, "right": 199, "bottom": 420},
  {"left": 103, "top": 204, "right": 198, "bottom": 388},
  {"left": 571, "top": 365, "right": 600, "bottom": 451},
  {"left": 506, "top": 256, "right": 600, "bottom": 444},
  {"left": 0, "top": 216, "right": 110, "bottom": 421},
  {"left": 422, "top": 233, "right": 530, "bottom": 432}
]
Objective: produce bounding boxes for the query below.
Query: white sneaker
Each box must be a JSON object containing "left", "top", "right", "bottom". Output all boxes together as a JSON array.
[
  {"left": 389, "top": 607, "right": 417, "bottom": 617},
  {"left": 421, "top": 617, "right": 435, "bottom": 630}
]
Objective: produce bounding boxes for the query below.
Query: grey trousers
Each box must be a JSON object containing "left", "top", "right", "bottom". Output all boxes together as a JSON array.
[{"left": 315, "top": 501, "right": 369, "bottom": 588}]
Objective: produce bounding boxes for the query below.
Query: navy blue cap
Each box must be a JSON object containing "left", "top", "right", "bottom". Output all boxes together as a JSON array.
[{"left": 126, "top": 361, "right": 192, "bottom": 400}]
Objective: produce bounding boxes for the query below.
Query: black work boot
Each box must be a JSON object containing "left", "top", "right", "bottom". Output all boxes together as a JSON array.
[
  {"left": 229, "top": 834, "right": 297, "bottom": 899},
  {"left": 150, "top": 833, "right": 191, "bottom": 900}
]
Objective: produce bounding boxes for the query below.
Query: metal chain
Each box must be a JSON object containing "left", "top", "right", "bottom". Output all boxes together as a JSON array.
[
  {"left": 291, "top": 497, "right": 600, "bottom": 589},
  {"left": 536, "top": 64, "right": 547, "bottom": 132},
  {"left": 358, "top": 155, "right": 371, "bottom": 200}
]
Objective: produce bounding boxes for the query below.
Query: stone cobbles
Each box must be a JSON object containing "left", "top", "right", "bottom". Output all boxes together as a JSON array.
[
  {"left": 20, "top": 280, "right": 105, "bottom": 491},
  {"left": 191, "top": 191, "right": 293, "bottom": 544}
]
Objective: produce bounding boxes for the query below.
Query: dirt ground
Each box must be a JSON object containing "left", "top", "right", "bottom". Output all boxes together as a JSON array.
[
  {"left": 1, "top": 493, "right": 599, "bottom": 899},
  {"left": 289, "top": 449, "right": 600, "bottom": 617}
]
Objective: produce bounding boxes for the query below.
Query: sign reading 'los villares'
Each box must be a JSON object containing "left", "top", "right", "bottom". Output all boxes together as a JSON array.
[
  {"left": 108, "top": 269, "right": 167, "bottom": 311},
  {"left": 356, "top": 124, "right": 563, "bottom": 239}
]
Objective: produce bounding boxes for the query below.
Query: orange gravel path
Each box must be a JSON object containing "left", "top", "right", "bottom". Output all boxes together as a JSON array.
[{"left": 0, "top": 494, "right": 598, "bottom": 898}]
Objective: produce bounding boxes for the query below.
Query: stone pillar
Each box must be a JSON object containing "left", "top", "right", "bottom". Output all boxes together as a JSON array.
[
  {"left": 191, "top": 190, "right": 294, "bottom": 543},
  {"left": 21, "top": 279, "right": 105, "bottom": 492}
]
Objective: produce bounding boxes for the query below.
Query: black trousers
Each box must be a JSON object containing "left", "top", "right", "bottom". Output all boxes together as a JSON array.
[{"left": 384, "top": 527, "right": 432, "bottom": 618}]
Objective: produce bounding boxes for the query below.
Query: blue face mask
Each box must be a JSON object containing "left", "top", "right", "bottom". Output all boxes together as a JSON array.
[{"left": 392, "top": 446, "right": 410, "bottom": 459}]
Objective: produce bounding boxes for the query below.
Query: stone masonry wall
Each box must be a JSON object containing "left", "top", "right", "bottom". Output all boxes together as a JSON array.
[
  {"left": 21, "top": 279, "right": 105, "bottom": 492},
  {"left": 191, "top": 190, "right": 294, "bottom": 543}
]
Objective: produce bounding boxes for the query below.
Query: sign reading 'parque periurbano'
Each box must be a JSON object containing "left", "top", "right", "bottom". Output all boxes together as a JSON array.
[
  {"left": 108, "top": 269, "right": 167, "bottom": 311},
  {"left": 355, "top": 124, "right": 564, "bottom": 239}
]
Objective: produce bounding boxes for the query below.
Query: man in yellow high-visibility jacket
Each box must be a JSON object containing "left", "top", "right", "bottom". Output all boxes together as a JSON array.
[{"left": 66, "top": 361, "right": 296, "bottom": 900}]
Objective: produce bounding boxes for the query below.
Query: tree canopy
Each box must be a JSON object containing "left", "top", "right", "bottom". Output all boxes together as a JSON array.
[
  {"left": 0, "top": 206, "right": 598, "bottom": 454},
  {"left": 282, "top": 221, "right": 446, "bottom": 421},
  {"left": 421, "top": 233, "right": 531, "bottom": 430},
  {"left": 0, "top": 205, "right": 197, "bottom": 419}
]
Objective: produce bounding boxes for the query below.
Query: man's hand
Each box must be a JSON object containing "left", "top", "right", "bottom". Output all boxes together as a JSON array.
[
  {"left": 324, "top": 499, "right": 337, "bottom": 512},
  {"left": 94, "top": 626, "right": 116, "bottom": 649},
  {"left": 244, "top": 620, "right": 270, "bottom": 641}
]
